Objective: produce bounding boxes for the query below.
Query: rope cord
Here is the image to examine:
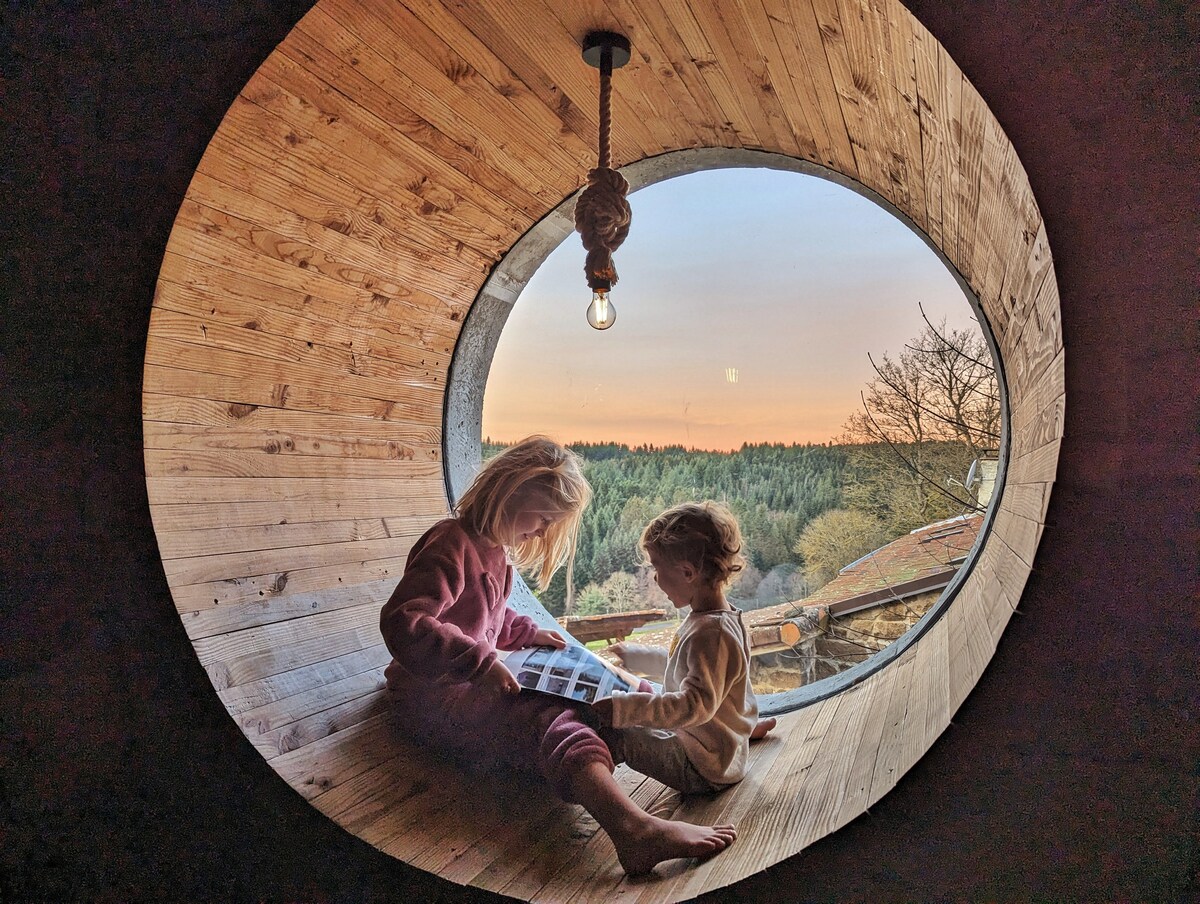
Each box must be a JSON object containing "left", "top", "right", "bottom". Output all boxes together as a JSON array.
[
  {"left": 598, "top": 45, "right": 611, "bottom": 170},
  {"left": 575, "top": 41, "right": 631, "bottom": 293}
]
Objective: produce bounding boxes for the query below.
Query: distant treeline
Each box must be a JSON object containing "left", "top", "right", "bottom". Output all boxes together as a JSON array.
[
  {"left": 485, "top": 439, "right": 849, "bottom": 613},
  {"left": 483, "top": 437, "right": 983, "bottom": 616}
]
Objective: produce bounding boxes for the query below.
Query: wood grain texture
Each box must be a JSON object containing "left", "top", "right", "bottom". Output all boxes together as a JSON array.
[{"left": 144, "top": 0, "right": 1060, "bottom": 898}]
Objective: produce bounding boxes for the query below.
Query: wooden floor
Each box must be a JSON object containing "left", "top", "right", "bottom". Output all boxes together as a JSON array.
[
  {"left": 208, "top": 559, "right": 1020, "bottom": 901},
  {"left": 265, "top": 682, "right": 826, "bottom": 901}
]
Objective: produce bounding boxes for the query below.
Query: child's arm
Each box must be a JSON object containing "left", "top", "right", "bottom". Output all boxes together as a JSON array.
[
  {"left": 378, "top": 524, "right": 499, "bottom": 684},
  {"left": 527, "top": 627, "right": 568, "bottom": 649},
  {"left": 610, "top": 629, "right": 734, "bottom": 730},
  {"left": 608, "top": 642, "right": 669, "bottom": 681},
  {"left": 495, "top": 605, "right": 544, "bottom": 650}
]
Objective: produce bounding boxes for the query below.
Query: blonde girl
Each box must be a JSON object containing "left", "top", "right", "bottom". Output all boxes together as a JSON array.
[{"left": 379, "top": 437, "right": 737, "bottom": 874}]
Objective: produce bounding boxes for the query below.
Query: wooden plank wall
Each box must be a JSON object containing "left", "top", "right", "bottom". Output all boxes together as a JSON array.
[{"left": 143, "top": 0, "right": 1063, "bottom": 898}]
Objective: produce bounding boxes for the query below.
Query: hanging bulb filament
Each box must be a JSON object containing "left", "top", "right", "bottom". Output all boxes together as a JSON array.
[{"left": 586, "top": 290, "right": 616, "bottom": 330}]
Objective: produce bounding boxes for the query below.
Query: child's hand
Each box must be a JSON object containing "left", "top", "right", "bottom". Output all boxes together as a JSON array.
[
  {"left": 530, "top": 628, "right": 567, "bottom": 649},
  {"left": 750, "top": 717, "right": 777, "bottom": 741},
  {"left": 591, "top": 696, "right": 614, "bottom": 724},
  {"left": 479, "top": 658, "right": 520, "bottom": 696}
]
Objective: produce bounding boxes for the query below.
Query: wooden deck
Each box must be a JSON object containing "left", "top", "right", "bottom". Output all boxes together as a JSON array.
[
  {"left": 197, "top": 557, "right": 1019, "bottom": 900},
  {"left": 144, "top": 0, "right": 1062, "bottom": 897},
  {"left": 558, "top": 610, "right": 670, "bottom": 645}
]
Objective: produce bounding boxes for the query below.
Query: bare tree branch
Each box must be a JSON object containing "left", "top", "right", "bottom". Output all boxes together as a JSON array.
[
  {"left": 867, "top": 352, "right": 1001, "bottom": 441},
  {"left": 917, "top": 302, "right": 996, "bottom": 370},
  {"left": 858, "top": 394, "right": 984, "bottom": 512}
]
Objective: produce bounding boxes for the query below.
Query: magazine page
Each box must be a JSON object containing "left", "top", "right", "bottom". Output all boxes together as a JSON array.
[{"left": 502, "top": 643, "right": 639, "bottom": 705}]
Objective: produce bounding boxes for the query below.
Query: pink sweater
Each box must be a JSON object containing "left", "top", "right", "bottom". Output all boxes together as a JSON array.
[{"left": 379, "top": 519, "right": 540, "bottom": 686}]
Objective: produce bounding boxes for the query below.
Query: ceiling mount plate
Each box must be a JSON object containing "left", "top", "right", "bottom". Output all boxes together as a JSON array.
[{"left": 582, "top": 31, "right": 631, "bottom": 68}]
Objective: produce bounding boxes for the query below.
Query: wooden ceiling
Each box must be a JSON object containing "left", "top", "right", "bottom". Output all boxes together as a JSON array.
[{"left": 143, "top": 0, "right": 1063, "bottom": 897}]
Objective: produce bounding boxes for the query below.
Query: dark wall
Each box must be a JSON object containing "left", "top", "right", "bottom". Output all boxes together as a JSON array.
[{"left": 3, "top": 1, "right": 1195, "bottom": 900}]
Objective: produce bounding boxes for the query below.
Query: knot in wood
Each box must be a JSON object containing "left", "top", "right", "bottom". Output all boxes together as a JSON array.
[{"left": 574, "top": 166, "right": 631, "bottom": 290}]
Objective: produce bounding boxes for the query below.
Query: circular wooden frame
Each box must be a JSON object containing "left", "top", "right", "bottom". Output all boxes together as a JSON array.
[{"left": 144, "top": 0, "right": 1062, "bottom": 898}]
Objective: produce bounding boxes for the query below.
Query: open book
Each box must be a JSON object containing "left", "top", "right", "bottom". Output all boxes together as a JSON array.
[{"left": 502, "top": 642, "right": 640, "bottom": 705}]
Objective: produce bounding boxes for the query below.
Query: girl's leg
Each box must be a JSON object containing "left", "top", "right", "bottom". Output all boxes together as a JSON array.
[
  {"left": 395, "top": 688, "right": 737, "bottom": 874},
  {"left": 524, "top": 700, "right": 739, "bottom": 873},
  {"left": 568, "top": 761, "right": 737, "bottom": 875}
]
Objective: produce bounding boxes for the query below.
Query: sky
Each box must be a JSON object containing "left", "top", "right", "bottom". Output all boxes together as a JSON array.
[{"left": 483, "top": 168, "right": 981, "bottom": 452}]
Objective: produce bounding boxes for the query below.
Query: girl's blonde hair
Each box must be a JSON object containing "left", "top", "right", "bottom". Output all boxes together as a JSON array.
[
  {"left": 455, "top": 435, "right": 591, "bottom": 589},
  {"left": 639, "top": 501, "right": 747, "bottom": 588}
]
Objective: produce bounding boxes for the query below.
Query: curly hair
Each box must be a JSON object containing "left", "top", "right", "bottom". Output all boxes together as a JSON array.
[
  {"left": 455, "top": 435, "right": 592, "bottom": 589},
  {"left": 639, "top": 501, "right": 747, "bottom": 588}
]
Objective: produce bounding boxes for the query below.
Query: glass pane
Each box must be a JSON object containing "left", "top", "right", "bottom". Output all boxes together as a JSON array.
[{"left": 484, "top": 168, "right": 997, "bottom": 697}]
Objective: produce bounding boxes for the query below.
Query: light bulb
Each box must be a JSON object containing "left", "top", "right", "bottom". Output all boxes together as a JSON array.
[{"left": 586, "top": 290, "right": 616, "bottom": 330}]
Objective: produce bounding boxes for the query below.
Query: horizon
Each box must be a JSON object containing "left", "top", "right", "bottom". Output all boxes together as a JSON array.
[
  {"left": 483, "top": 168, "right": 982, "bottom": 450},
  {"left": 482, "top": 435, "right": 972, "bottom": 456},
  {"left": 484, "top": 435, "right": 859, "bottom": 454}
]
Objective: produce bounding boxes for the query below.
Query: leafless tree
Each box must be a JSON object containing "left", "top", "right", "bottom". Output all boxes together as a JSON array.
[
  {"left": 600, "top": 571, "right": 642, "bottom": 612},
  {"left": 841, "top": 308, "right": 999, "bottom": 534}
]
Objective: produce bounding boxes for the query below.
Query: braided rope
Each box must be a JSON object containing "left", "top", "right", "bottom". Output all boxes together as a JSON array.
[
  {"left": 598, "top": 45, "right": 612, "bottom": 170},
  {"left": 575, "top": 42, "right": 630, "bottom": 292}
]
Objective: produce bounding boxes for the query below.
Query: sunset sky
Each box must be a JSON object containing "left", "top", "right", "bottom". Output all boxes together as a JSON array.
[{"left": 483, "top": 168, "right": 981, "bottom": 451}]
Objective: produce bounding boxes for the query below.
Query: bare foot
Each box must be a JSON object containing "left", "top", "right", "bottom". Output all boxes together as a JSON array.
[
  {"left": 613, "top": 815, "right": 738, "bottom": 875},
  {"left": 751, "top": 717, "right": 777, "bottom": 740}
]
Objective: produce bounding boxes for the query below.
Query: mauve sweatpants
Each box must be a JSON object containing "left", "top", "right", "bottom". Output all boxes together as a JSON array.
[{"left": 387, "top": 677, "right": 652, "bottom": 802}]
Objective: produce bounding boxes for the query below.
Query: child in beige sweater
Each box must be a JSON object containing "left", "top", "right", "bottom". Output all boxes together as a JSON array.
[{"left": 594, "top": 502, "right": 775, "bottom": 793}]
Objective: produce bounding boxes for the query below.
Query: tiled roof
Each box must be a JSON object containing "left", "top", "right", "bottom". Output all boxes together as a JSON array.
[{"left": 749, "top": 514, "right": 984, "bottom": 626}]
